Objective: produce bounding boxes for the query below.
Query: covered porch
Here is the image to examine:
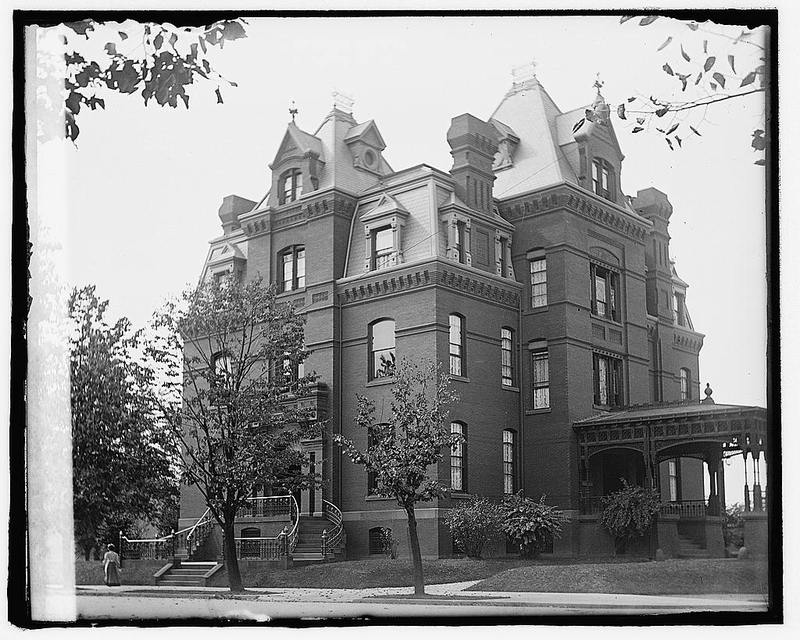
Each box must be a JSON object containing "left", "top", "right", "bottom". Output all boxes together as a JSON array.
[{"left": 573, "top": 396, "right": 768, "bottom": 558}]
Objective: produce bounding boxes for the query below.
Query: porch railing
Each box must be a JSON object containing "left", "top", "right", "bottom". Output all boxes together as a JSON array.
[
  {"left": 321, "top": 499, "right": 344, "bottom": 558},
  {"left": 659, "top": 500, "right": 707, "bottom": 518},
  {"left": 120, "top": 507, "right": 213, "bottom": 561},
  {"left": 580, "top": 496, "right": 710, "bottom": 518},
  {"left": 234, "top": 493, "right": 299, "bottom": 559},
  {"left": 238, "top": 495, "right": 294, "bottom": 519}
]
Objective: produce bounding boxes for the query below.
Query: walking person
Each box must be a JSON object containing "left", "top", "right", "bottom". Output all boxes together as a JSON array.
[{"left": 103, "top": 543, "right": 121, "bottom": 586}]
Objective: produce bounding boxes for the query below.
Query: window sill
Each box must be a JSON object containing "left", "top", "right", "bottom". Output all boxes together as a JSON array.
[
  {"left": 276, "top": 287, "right": 307, "bottom": 297},
  {"left": 365, "top": 495, "right": 394, "bottom": 502},
  {"left": 366, "top": 377, "right": 396, "bottom": 388},
  {"left": 449, "top": 375, "right": 470, "bottom": 383},
  {"left": 592, "top": 404, "right": 622, "bottom": 411},
  {"left": 590, "top": 313, "right": 622, "bottom": 327},
  {"left": 524, "top": 306, "right": 549, "bottom": 316},
  {"left": 502, "top": 385, "right": 520, "bottom": 393},
  {"left": 525, "top": 408, "right": 551, "bottom": 415},
  {"left": 449, "top": 491, "right": 472, "bottom": 500}
]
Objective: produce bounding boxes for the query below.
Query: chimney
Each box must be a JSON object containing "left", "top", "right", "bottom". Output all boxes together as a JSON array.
[
  {"left": 446, "top": 114, "right": 498, "bottom": 214},
  {"left": 218, "top": 195, "right": 257, "bottom": 235}
]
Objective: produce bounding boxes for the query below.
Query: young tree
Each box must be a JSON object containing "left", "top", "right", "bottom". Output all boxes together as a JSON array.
[
  {"left": 34, "top": 17, "right": 248, "bottom": 143},
  {"left": 154, "top": 277, "right": 319, "bottom": 593},
  {"left": 69, "top": 285, "right": 178, "bottom": 560},
  {"left": 335, "top": 359, "right": 458, "bottom": 596}
]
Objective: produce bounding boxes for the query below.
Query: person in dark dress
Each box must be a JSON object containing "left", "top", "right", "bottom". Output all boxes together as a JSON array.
[{"left": 103, "top": 543, "right": 121, "bottom": 586}]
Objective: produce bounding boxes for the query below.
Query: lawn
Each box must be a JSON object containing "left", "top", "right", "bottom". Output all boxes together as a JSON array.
[
  {"left": 467, "top": 558, "right": 770, "bottom": 595},
  {"left": 251, "top": 558, "right": 530, "bottom": 589},
  {"left": 251, "top": 557, "right": 770, "bottom": 595}
]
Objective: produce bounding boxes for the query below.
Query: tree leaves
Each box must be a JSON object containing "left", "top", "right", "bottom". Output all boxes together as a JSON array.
[
  {"left": 657, "top": 36, "right": 673, "bottom": 51},
  {"left": 703, "top": 56, "right": 716, "bottom": 72},
  {"left": 655, "top": 106, "right": 669, "bottom": 117},
  {"left": 215, "top": 87, "right": 224, "bottom": 104},
  {"left": 639, "top": 16, "right": 660, "bottom": 26},
  {"left": 728, "top": 54, "right": 736, "bottom": 74},
  {"left": 751, "top": 129, "right": 766, "bottom": 151},
  {"left": 619, "top": 16, "right": 635, "bottom": 24},
  {"left": 690, "top": 125, "right": 702, "bottom": 136},
  {"left": 741, "top": 71, "right": 757, "bottom": 87},
  {"left": 680, "top": 44, "right": 691, "bottom": 62},
  {"left": 662, "top": 63, "right": 674, "bottom": 76},
  {"left": 616, "top": 104, "right": 626, "bottom": 120},
  {"left": 712, "top": 72, "right": 726, "bottom": 89},
  {"left": 631, "top": 126, "right": 644, "bottom": 133}
]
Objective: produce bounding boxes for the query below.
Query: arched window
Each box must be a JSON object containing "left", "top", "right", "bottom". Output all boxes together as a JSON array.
[
  {"left": 240, "top": 527, "right": 261, "bottom": 558},
  {"left": 279, "top": 245, "right": 305, "bottom": 292},
  {"left": 280, "top": 168, "right": 303, "bottom": 204},
  {"left": 210, "top": 352, "right": 232, "bottom": 403},
  {"left": 369, "top": 319, "right": 396, "bottom": 379},
  {"left": 680, "top": 368, "right": 692, "bottom": 400},
  {"left": 502, "top": 429, "right": 516, "bottom": 495},
  {"left": 450, "top": 422, "right": 467, "bottom": 492},
  {"left": 368, "top": 527, "right": 388, "bottom": 555},
  {"left": 449, "top": 314, "right": 465, "bottom": 376}
]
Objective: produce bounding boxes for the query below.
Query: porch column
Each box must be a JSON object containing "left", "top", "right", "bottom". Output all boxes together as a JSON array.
[
  {"left": 743, "top": 449, "right": 751, "bottom": 512},
  {"left": 706, "top": 450, "right": 720, "bottom": 516},
  {"left": 752, "top": 446, "right": 763, "bottom": 512},
  {"left": 717, "top": 454, "right": 726, "bottom": 514}
]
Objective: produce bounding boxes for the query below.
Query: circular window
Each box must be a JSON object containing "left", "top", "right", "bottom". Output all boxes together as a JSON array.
[{"left": 363, "top": 149, "right": 376, "bottom": 168}]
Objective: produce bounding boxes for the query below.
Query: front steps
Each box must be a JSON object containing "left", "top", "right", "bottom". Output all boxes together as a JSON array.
[
  {"left": 677, "top": 534, "right": 710, "bottom": 559},
  {"left": 155, "top": 561, "right": 221, "bottom": 587},
  {"left": 292, "top": 516, "right": 344, "bottom": 565}
]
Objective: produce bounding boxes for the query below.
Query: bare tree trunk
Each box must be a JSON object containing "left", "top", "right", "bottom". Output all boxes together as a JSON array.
[
  {"left": 222, "top": 519, "right": 243, "bottom": 592},
  {"left": 404, "top": 504, "right": 425, "bottom": 596}
]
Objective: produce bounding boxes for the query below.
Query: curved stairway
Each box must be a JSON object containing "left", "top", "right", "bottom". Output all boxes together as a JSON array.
[{"left": 292, "top": 516, "right": 344, "bottom": 564}]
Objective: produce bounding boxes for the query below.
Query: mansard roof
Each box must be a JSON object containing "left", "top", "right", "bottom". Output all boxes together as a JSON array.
[{"left": 272, "top": 121, "right": 325, "bottom": 166}]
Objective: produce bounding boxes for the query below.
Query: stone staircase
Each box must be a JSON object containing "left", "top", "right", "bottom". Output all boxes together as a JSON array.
[
  {"left": 155, "top": 561, "right": 221, "bottom": 587},
  {"left": 677, "top": 533, "right": 710, "bottom": 559},
  {"left": 292, "top": 516, "right": 344, "bottom": 564}
]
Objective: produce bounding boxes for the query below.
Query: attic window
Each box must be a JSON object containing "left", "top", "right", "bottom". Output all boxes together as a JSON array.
[
  {"left": 280, "top": 169, "right": 303, "bottom": 204},
  {"left": 591, "top": 159, "right": 615, "bottom": 201},
  {"left": 363, "top": 149, "right": 377, "bottom": 169}
]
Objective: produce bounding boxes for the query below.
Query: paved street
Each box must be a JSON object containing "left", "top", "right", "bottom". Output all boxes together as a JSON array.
[{"left": 68, "top": 583, "right": 768, "bottom": 621}]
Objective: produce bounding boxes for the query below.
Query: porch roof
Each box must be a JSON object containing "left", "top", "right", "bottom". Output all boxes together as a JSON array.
[{"left": 574, "top": 401, "right": 766, "bottom": 427}]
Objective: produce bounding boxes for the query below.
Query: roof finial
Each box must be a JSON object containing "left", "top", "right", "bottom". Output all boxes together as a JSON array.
[
  {"left": 702, "top": 382, "right": 715, "bottom": 404},
  {"left": 332, "top": 90, "right": 355, "bottom": 114},
  {"left": 593, "top": 72, "right": 605, "bottom": 96},
  {"left": 512, "top": 60, "right": 537, "bottom": 85},
  {"left": 289, "top": 100, "right": 298, "bottom": 123}
]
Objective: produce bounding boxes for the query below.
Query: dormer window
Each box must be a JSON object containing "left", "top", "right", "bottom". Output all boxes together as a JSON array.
[
  {"left": 591, "top": 159, "right": 615, "bottom": 201},
  {"left": 280, "top": 169, "right": 303, "bottom": 204},
  {"left": 372, "top": 227, "right": 393, "bottom": 271}
]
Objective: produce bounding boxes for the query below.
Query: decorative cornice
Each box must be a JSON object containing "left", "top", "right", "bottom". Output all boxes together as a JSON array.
[
  {"left": 240, "top": 192, "right": 357, "bottom": 236},
  {"left": 337, "top": 262, "right": 520, "bottom": 308},
  {"left": 673, "top": 329, "right": 704, "bottom": 353},
  {"left": 499, "top": 185, "right": 651, "bottom": 242}
]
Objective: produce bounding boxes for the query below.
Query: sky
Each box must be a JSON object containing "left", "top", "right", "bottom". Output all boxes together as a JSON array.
[{"left": 35, "top": 14, "right": 769, "bottom": 411}]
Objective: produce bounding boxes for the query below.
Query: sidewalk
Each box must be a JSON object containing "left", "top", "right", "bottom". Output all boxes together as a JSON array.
[{"left": 75, "top": 581, "right": 768, "bottom": 612}]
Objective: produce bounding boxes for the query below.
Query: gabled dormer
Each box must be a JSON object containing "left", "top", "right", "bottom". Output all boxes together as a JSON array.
[
  {"left": 204, "top": 240, "right": 247, "bottom": 284},
  {"left": 268, "top": 122, "right": 325, "bottom": 208},
  {"left": 344, "top": 120, "right": 387, "bottom": 176},
  {"left": 564, "top": 84, "right": 626, "bottom": 206},
  {"left": 490, "top": 118, "right": 520, "bottom": 171},
  {"left": 359, "top": 193, "right": 409, "bottom": 272}
]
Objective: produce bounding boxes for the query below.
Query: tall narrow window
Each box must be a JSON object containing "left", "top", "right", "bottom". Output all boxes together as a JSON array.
[
  {"left": 280, "top": 169, "right": 303, "bottom": 204},
  {"left": 680, "top": 368, "right": 691, "bottom": 400},
  {"left": 449, "top": 314, "right": 465, "bottom": 376},
  {"left": 499, "top": 237, "right": 508, "bottom": 277},
  {"left": 367, "top": 427, "right": 379, "bottom": 495},
  {"left": 372, "top": 226, "right": 393, "bottom": 270},
  {"left": 591, "top": 264, "right": 619, "bottom": 321},
  {"left": 450, "top": 422, "right": 466, "bottom": 492},
  {"left": 369, "top": 319, "right": 396, "bottom": 379},
  {"left": 674, "top": 292, "right": 687, "bottom": 327},
  {"left": 455, "top": 221, "right": 467, "bottom": 264},
  {"left": 530, "top": 257, "right": 547, "bottom": 307},
  {"left": 502, "top": 430, "right": 516, "bottom": 495},
  {"left": 279, "top": 246, "right": 305, "bottom": 292},
  {"left": 668, "top": 460, "right": 679, "bottom": 502},
  {"left": 591, "top": 159, "right": 614, "bottom": 201},
  {"left": 531, "top": 348, "right": 550, "bottom": 409},
  {"left": 593, "top": 353, "right": 623, "bottom": 407},
  {"left": 501, "top": 328, "right": 515, "bottom": 387}
]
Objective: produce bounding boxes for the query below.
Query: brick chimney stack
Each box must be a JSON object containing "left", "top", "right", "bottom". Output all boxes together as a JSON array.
[{"left": 446, "top": 114, "right": 499, "bottom": 214}]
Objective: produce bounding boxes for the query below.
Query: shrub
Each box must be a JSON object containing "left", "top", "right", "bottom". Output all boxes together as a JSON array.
[
  {"left": 724, "top": 502, "right": 745, "bottom": 549},
  {"left": 444, "top": 497, "right": 504, "bottom": 558},
  {"left": 600, "top": 480, "right": 661, "bottom": 553},
  {"left": 500, "top": 493, "right": 568, "bottom": 558}
]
